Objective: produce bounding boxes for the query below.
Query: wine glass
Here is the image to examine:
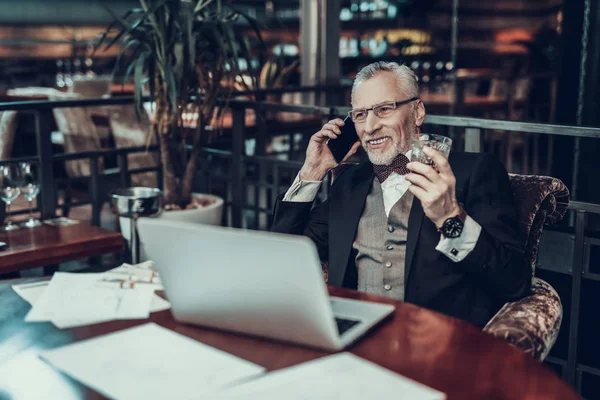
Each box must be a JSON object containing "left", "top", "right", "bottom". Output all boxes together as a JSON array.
[
  {"left": 0, "top": 165, "right": 22, "bottom": 231},
  {"left": 19, "top": 162, "right": 42, "bottom": 228}
]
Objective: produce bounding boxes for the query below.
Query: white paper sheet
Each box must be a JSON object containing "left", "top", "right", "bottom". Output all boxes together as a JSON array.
[
  {"left": 13, "top": 281, "right": 170, "bottom": 315},
  {"left": 50, "top": 294, "right": 172, "bottom": 330},
  {"left": 212, "top": 352, "right": 446, "bottom": 400},
  {"left": 40, "top": 323, "right": 266, "bottom": 400},
  {"left": 24, "top": 273, "right": 155, "bottom": 324}
]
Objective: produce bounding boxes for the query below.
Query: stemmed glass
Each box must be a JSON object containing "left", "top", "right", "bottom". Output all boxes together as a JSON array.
[
  {"left": 19, "top": 162, "right": 42, "bottom": 228},
  {"left": 0, "top": 165, "right": 22, "bottom": 231}
]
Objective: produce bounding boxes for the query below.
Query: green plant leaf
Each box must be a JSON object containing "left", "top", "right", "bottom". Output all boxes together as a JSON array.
[
  {"left": 194, "top": 0, "right": 215, "bottom": 14},
  {"left": 93, "top": 8, "right": 142, "bottom": 53},
  {"left": 118, "top": 42, "right": 142, "bottom": 84},
  {"left": 133, "top": 51, "right": 148, "bottom": 121},
  {"left": 123, "top": 49, "right": 142, "bottom": 85},
  {"left": 231, "top": 6, "right": 267, "bottom": 51},
  {"left": 164, "top": 67, "right": 178, "bottom": 112}
]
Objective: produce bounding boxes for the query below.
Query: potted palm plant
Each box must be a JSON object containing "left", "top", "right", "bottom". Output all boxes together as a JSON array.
[{"left": 97, "top": 0, "right": 270, "bottom": 227}]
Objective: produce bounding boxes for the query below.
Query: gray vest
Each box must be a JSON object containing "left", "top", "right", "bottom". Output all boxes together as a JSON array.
[{"left": 352, "top": 177, "right": 413, "bottom": 300}]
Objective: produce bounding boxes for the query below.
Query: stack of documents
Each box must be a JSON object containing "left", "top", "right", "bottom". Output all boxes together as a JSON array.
[
  {"left": 15, "top": 262, "right": 171, "bottom": 329},
  {"left": 40, "top": 323, "right": 266, "bottom": 400}
]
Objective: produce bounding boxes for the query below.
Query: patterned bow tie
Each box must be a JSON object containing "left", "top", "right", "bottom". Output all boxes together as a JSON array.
[{"left": 372, "top": 153, "right": 411, "bottom": 182}]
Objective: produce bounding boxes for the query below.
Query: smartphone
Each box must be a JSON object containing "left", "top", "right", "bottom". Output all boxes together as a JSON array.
[{"left": 327, "top": 116, "right": 360, "bottom": 163}]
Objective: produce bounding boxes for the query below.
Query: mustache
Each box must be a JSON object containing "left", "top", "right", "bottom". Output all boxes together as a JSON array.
[
  {"left": 362, "top": 130, "right": 389, "bottom": 140},
  {"left": 362, "top": 133, "right": 392, "bottom": 145}
]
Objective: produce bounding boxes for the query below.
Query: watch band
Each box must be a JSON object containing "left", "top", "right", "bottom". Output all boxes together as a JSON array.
[{"left": 437, "top": 206, "right": 467, "bottom": 233}]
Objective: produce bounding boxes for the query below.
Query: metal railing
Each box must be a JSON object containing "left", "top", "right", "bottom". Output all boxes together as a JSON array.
[{"left": 1, "top": 92, "right": 600, "bottom": 395}]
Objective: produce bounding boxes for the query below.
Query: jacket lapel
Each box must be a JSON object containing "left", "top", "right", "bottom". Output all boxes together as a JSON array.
[
  {"left": 328, "top": 162, "right": 374, "bottom": 287},
  {"left": 405, "top": 196, "right": 424, "bottom": 287}
]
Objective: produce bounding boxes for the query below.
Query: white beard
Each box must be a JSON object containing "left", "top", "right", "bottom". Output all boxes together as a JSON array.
[
  {"left": 362, "top": 137, "right": 410, "bottom": 165},
  {"left": 365, "top": 147, "right": 399, "bottom": 165}
]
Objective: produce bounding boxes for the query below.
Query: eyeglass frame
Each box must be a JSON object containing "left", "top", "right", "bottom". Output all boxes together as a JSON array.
[{"left": 348, "top": 96, "right": 420, "bottom": 122}]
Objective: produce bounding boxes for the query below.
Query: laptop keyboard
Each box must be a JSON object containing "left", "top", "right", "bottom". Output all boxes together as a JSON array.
[{"left": 335, "top": 317, "right": 360, "bottom": 335}]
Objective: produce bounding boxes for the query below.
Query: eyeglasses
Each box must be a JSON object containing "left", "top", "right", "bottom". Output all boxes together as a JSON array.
[{"left": 348, "top": 97, "right": 419, "bottom": 122}]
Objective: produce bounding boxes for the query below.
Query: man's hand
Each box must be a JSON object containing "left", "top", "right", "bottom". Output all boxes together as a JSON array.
[
  {"left": 405, "top": 146, "right": 461, "bottom": 228},
  {"left": 298, "top": 118, "right": 361, "bottom": 181}
]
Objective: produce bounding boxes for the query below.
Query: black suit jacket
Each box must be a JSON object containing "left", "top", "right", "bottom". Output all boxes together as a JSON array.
[{"left": 271, "top": 152, "right": 531, "bottom": 327}]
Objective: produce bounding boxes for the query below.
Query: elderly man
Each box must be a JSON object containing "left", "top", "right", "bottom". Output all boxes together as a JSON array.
[{"left": 271, "top": 61, "right": 531, "bottom": 327}]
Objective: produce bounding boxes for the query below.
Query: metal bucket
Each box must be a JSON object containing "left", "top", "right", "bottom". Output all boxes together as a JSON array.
[{"left": 110, "top": 187, "right": 162, "bottom": 263}]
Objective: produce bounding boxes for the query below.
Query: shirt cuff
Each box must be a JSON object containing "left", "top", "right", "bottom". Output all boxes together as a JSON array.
[
  {"left": 435, "top": 215, "right": 482, "bottom": 262},
  {"left": 282, "top": 173, "right": 323, "bottom": 202}
]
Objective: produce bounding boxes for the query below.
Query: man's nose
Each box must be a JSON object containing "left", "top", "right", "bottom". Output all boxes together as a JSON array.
[{"left": 364, "top": 110, "right": 381, "bottom": 135}]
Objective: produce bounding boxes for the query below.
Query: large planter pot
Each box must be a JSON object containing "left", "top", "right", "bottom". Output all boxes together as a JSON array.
[
  {"left": 119, "top": 193, "right": 224, "bottom": 262},
  {"left": 156, "top": 193, "right": 224, "bottom": 225}
]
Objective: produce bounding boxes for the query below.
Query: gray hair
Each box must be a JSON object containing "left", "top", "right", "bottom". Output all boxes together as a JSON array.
[{"left": 351, "top": 61, "right": 419, "bottom": 101}]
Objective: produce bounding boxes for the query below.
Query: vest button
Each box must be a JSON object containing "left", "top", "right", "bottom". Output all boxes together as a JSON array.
[
  {"left": 385, "top": 261, "right": 392, "bottom": 268},
  {"left": 384, "top": 284, "right": 392, "bottom": 291},
  {"left": 388, "top": 225, "right": 395, "bottom": 232}
]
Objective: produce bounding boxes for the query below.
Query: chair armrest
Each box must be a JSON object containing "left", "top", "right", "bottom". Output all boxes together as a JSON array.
[{"left": 483, "top": 277, "right": 562, "bottom": 361}]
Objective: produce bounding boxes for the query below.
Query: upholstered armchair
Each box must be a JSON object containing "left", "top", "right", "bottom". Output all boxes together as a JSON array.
[{"left": 483, "top": 174, "right": 569, "bottom": 361}]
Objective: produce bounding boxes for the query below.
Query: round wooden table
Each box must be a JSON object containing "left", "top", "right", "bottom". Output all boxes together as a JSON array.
[{"left": 0, "top": 279, "right": 579, "bottom": 399}]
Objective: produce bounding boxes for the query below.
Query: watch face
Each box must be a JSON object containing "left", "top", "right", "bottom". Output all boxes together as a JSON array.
[{"left": 442, "top": 216, "right": 464, "bottom": 238}]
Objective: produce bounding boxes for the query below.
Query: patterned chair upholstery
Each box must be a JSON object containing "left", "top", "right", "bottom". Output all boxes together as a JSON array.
[{"left": 483, "top": 174, "right": 569, "bottom": 361}]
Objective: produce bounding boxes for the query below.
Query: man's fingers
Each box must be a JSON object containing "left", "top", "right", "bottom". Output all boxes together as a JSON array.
[
  {"left": 405, "top": 173, "right": 433, "bottom": 190},
  {"left": 323, "top": 123, "right": 341, "bottom": 134},
  {"left": 407, "top": 183, "right": 427, "bottom": 200},
  {"left": 312, "top": 120, "right": 343, "bottom": 143},
  {"left": 320, "top": 130, "right": 338, "bottom": 140},
  {"left": 422, "top": 147, "right": 451, "bottom": 174},
  {"left": 313, "top": 129, "right": 337, "bottom": 143},
  {"left": 406, "top": 161, "right": 439, "bottom": 182}
]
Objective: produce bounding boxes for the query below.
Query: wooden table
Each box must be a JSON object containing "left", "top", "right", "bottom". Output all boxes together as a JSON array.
[
  {"left": 0, "top": 281, "right": 579, "bottom": 400},
  {"left": 0, "top": 223, "right": 124, "bottom": 274}
]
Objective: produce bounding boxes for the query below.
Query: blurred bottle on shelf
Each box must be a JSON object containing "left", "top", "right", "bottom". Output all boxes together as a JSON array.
[
  {"left": 442, "top": 61, "right": 455, "bottom": 95},
  {"left": 421, "top": 61, "right": 431, "bottom": 83},
  {"left": 359, "top": 1, "right": 370, "bottom": 19},
  {"left": 85, "top": 57, "right": 95, "bottom": 79},
  {"left": 445, "top": 62, "right": 454, "bottom": 76},
  {"left": 350, "top": 0, "right": 359, "bottom": 17},
  {"left": 349, "top": 38, "right": 359, "bottom": 57},
  {"left": 433, "top": 61, "right": 444, "bottom": 92},
  {"left": 73, "top": 59, "right": 83, "bottom": 79},
  {"left": 387, "top": 3, "right": 398, "bottom": 19},
  {"left": 340, "top": 8, "right": 352, "bottom": 21},
  {"left": 410, "top": 61, "right": 421, "bottom": 81},
  {"left": 63, "top": 60, "right": 73, "bottom": 87},
  {"left": 340, "top": 37, "right": 349, "bottom": 57},
  {"left": 368, "top": 36, "right": 387, "bottom": 57},
  {"left": 56, "top": 60, "right": 65, "bottom": 88}
]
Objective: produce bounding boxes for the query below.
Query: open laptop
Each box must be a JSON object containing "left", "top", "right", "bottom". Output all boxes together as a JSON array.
[{"left": 136, "top": 218, "right": 395, "bottom": 351}]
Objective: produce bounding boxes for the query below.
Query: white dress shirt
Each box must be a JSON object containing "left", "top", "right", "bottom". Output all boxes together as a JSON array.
[{"left": 283, "top": 165, "right": 482, "bottom": 262}]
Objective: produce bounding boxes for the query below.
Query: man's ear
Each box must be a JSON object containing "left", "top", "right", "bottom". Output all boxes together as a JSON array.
[{"left": 415, "top": 101, "right": 426, "bottom": 127}]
